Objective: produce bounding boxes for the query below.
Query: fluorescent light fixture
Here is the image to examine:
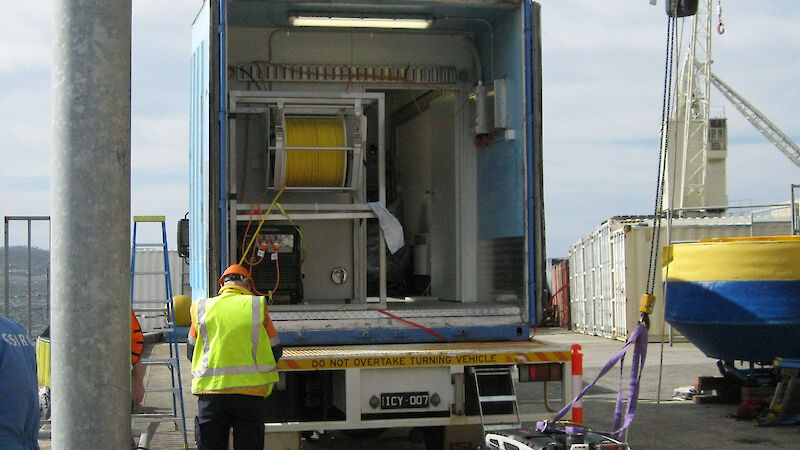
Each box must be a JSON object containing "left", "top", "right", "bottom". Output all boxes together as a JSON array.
[{"left": 289, "top": 14, "right": 432, "bottom": 29}]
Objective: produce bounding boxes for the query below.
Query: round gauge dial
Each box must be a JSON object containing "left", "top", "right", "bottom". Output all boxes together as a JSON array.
[{"left": 331, "top": 267, "right": 348, "bottom": 285}]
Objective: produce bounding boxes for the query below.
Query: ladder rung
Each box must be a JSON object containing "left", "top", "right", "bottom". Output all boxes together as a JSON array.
[
  {"left": 144, "top": 387, "right": 182, "bottom": 393},
  {"left": 133, "top": 215, "right": 166, "bottom": 222},
  {"left": 133, "top": 271, "right": 169, "bottom": 275},
  {"left": 133, "top": 300, "right": 172, "bottom": 304},
  {"left": 478, "top": 395, "right": 517, "bottom": 403},
  {"left": 132, "top": 415, "right": 181, "bottom": 423},
  {"left": 145, "top": 328, "right": 176, "bottom": 333},
  {"left": 473, "top": 367, "right": 513, "bottom": 376},
  {"left": 135, "top": 307, "right": 168, "bottom": 313},
  {"left": 141, "top": 358, "right": 178, "bottom": 365},
  {"left": 133, "top": 243, "right": 167, "bottom": 248}
]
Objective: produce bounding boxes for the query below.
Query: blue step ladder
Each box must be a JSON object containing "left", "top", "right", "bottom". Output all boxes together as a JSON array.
[{"left": 130, "top": 216, "right": 188, "bottom": 448}]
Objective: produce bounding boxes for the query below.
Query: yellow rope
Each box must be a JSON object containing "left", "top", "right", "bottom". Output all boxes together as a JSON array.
[{"left": 284, "top": 118, "right": 346, "bottom": 187}]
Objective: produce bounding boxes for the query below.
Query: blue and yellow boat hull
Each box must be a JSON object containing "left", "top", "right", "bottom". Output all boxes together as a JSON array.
[{"left": 664, "top": 236, "right": 800, "bottom": 364}]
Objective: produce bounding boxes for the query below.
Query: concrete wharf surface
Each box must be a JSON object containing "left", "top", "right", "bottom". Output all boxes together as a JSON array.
[{"left": 39, "top": 327, "right": 799, "bottom": 449}]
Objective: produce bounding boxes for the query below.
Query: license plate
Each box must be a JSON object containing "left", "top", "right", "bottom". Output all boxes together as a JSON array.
[{"left": 380, "top": 392, "right": 430, "bottom": 409}]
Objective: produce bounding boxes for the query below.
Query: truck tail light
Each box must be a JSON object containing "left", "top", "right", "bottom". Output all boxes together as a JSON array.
[{"left": 517, "top": 363, "right": 562, "bottom": 382}]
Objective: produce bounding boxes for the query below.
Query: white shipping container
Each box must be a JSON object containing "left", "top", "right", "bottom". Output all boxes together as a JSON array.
[
  {"left": 583, "top": 234, "right": 596, "bottom": 335},
  {"left": 568, "top": 244, "right": 584, "bottom": 332},
  {"left": 569, "top": 214, "right": 792, "bottom": 342},
  {"left": 595, "top": 224, "right": 614, "bottom": 338}
]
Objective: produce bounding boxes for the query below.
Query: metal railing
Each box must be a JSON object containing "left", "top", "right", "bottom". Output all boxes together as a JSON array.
[
  {"left": 3, "top": 216, "right": 51, "bottom": 336},
  {"left": 670, "top": 202, "right": 792, "bottom": 219}
]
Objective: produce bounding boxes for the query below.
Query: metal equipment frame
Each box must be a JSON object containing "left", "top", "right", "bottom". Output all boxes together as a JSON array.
[{"left": 227, "top": 91, "right": 387, "bottom": 308}]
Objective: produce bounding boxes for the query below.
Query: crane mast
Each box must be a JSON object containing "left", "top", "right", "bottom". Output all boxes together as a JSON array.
[
  {"left": 669, "top": 0, "right": 800, "bottom": 215},
  {"left": 670, "top": 0, "right": 727, "bottom": 214}
]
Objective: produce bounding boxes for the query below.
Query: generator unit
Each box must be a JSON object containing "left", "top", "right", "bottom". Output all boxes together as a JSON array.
[{"left": 236, "top": 223, "right": 303, "bottom": 304}]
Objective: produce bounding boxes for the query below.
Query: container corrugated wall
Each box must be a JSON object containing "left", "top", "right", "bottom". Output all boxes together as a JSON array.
[
  {"left": 583, "top": 235, "right": 596, "bottom": 335},
  {"left": 568, "top": 215, "right": 792, "bottom": 342},
  {"left": 550, "top": 259, "right": 570, "bottom": 329},
  {"left": 611, "top": 230, "right": 627, "bottom": 339},
  {"left": 590, "top": 232, "right": 602, "bottom": 336},
  {"left": 132, "top": 249, "right": 189, "bottom": 332},
  {"left": 595, "top": 224, "right": 614, "bottom": 338},
  {"left": 568, "top": 243, "right": 584, "bottom": 332}
]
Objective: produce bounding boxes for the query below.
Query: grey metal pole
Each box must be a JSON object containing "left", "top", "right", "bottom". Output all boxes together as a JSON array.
[
  {"left": 3, "top": 217, "right": 8, "bottom": 317},
  {"left": 51, "top": 0, "right": 132, "bottom": 448},
  {"left": 47, "top": 219, "right": 51, "bottom": 325},
  {"left": 27, "top": 219, "right": 32, "bottom": 334}
]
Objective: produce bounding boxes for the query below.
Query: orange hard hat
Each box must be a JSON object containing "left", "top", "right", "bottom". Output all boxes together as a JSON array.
[{"left": 219, "top": 264, "right": 254, "bottom": 287}]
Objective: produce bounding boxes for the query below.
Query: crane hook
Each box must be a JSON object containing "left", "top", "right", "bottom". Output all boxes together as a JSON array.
[
  {"left": 717, "top": 0, "right": 725, "bottom": 34},
  {"left": 717, "top": 22, "right": 725, "bottom": 34}
]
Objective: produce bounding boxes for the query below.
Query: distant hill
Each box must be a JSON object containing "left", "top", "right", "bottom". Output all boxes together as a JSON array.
[{"left": 0, "top": 246, "right": 50, "bottom": 271}]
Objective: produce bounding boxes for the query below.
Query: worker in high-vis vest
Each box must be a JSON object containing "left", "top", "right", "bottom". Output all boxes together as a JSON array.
[{"left": 187, "top": 264, "right": 282, "bottom": 450}]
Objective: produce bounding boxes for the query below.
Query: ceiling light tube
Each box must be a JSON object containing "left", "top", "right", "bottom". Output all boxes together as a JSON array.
[{"left": 289, "top": 15, "right": 432, "bottom": 29}]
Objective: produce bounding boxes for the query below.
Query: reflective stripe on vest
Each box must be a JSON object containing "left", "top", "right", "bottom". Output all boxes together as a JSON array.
[{"left": 192, "top": 295, "right": 277, "bottom": 379}]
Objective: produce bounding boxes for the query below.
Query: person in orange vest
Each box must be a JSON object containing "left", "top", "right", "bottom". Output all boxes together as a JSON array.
[
  {"left": 130, "top": 310, "right": 145, "bottom": 406},
  {"left": 187, "top": 264, "right": 282, "bottom": 450}
]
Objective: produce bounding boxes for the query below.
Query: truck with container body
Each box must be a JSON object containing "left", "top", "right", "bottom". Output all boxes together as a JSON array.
[{"left": 188, "top": 0, "right": 571, "bottom": 447}]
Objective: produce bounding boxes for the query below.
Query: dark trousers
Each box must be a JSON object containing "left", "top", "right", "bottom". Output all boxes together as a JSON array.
[{"left": 195, "top": 394, "right": 268, "bottom": 450}]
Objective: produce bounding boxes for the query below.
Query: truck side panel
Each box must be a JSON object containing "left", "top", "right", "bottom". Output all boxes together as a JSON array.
[{"left": 189, "top": 3, "right": 211, "bottom": 300}]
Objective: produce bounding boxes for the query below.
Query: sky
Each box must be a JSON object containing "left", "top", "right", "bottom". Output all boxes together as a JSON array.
[{"left": 1, "top": 1, "right": 799, "bottom": 260}]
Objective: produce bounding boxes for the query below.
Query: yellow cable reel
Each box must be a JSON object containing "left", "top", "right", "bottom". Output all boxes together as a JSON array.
[{"left": 284, "top": 118, "right": 347, "bottom": 187}]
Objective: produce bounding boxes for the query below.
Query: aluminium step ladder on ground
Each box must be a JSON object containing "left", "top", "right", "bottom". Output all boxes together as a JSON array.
[
  {"left": 130, "top": 216, "right": 189, "bottom": 448},
  {"left": 470, "top": 365, "right": 522, "bottom": 434},
  {"left": 757, "top": 358, "right": 800, "bottom": 426}
]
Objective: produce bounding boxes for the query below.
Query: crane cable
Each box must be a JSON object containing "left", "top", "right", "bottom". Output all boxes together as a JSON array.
[
  {"left": 618, "top": 15, "right": 680, "bottom": 448},
  {"left": 643, "top": 15, "right": 678, "bottom": 328}
]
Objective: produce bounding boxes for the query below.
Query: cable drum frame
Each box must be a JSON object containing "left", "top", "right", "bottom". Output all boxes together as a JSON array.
[
  {"left": 273, "top": 112, "right": 361, "bottom": 191},
  {"left": 229, "top": 91, "right": 371, "bottom": 192},
  {"left": 227, "top": 91, "right": 389, "bottom": 308}
]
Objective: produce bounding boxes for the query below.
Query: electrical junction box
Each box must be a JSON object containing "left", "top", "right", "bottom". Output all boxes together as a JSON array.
[
  {"left": 488, "top": 78, "right": 508, "bottom": 131},
  {"left": 471, "top": 79, "right": 508, "bottom": 136}
]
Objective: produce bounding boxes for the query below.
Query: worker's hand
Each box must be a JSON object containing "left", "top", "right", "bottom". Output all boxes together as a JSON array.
[
  {"left": 133, "top": 378, "right": 145, "bottom": 404},
  {"left": 132, "top": 361, "right": 145, "bottom": 404}
]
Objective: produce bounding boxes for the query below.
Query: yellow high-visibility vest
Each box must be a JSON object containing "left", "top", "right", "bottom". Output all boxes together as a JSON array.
[{"left": 191, "top": 293, "right": 278, "bottom": 395}]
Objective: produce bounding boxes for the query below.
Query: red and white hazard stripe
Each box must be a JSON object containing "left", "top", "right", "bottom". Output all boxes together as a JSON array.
[{"left": 571, "top": 344, "right": 583, "bottom": 424}]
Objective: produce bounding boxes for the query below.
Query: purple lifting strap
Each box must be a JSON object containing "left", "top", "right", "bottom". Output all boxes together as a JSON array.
[{"left": 537, "top": 323, "right": 648, "bottom": 439}]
